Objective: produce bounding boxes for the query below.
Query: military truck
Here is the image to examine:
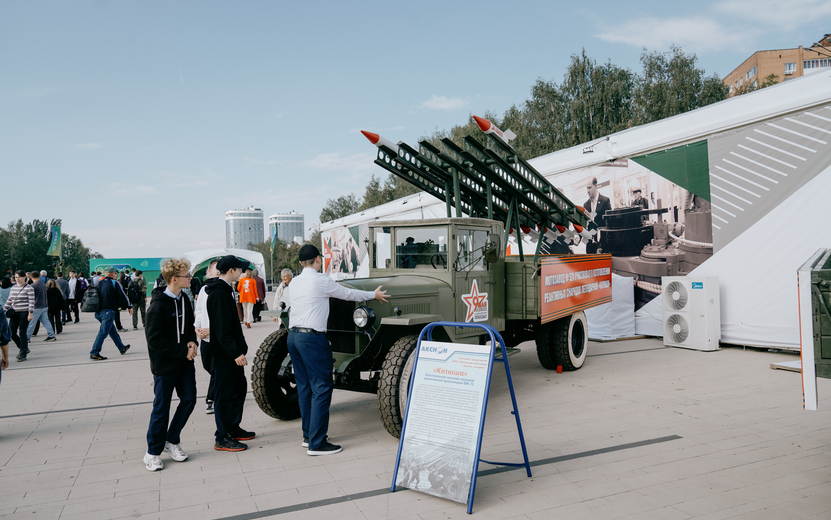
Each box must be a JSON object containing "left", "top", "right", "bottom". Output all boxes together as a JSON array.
[{"left": 252, "top": 116, "right": 613, "bottom": 437}]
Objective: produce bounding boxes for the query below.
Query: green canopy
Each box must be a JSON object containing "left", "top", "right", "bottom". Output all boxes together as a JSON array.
[{"left": 631, "top": 140, "right": 710, "bottom": 201}]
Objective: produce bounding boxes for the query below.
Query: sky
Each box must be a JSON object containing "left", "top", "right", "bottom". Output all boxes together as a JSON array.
[{"left": 2, "top": 0, "right": 830, "bottom": 259}]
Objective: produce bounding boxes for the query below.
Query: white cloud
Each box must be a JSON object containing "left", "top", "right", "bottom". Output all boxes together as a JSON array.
[
  {"left": 242, "top": 156, "right": 281, "bottom": 167},
  {"left": 75, "top": 143, "right": 103, "bottom": 149},
  {"left": 107, "top": 183, "right": 156, "bottom": 197},
  {"left": 594, "top": 0, "right": 831, "bottom": 54},
  {"left": 299, "top": 151, "right": 376, "bottom": 175},
  {"left": 714, "top": 0, "right": 831, "bottom": 27},
  {"left": 418, "top": 95, "right": 470, "bottom": 111},
  {"left": 594, "top": 16, "right": 753, "bottom": 53}
]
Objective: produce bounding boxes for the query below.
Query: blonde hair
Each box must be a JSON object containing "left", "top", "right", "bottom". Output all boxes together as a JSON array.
[
  {"left": 160, "top": 257, "right": 192, "bottom": 285},
  {"left": 46, "top": 280, "right": 57, "bottom": 289}
]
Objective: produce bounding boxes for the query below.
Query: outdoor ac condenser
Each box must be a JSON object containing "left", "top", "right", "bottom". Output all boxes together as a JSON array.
[{"left": 661, "top": 276, "right": 721, "bottom": 351}]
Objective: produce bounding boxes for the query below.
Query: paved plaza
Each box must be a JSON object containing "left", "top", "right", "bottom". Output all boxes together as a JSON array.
[{"left": 0, "top": 314, "right": 829, "bottom": 520}]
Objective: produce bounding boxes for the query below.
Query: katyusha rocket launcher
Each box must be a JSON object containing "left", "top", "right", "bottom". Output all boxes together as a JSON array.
[{"left": 362, "top": 116, "right": 590, "bottom": 260}]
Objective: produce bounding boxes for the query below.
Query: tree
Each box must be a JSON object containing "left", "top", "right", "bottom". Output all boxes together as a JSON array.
[
  {"left": 319, "top": 193, "right": 361, "bottom": 223},
  {"left": 732, "top": 73, "right": 780, "bottom": 97},
  {"left": 633, "top": 46, "right": 728, "bottom": 125},
  {"left": 0, "top": 218, "right": 101, "bottom": 278}
]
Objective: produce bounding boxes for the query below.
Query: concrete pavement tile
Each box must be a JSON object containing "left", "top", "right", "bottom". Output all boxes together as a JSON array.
[
  {"left": 247, "top": 465, "right": 333, "bottom": 495},
  {"left": 618, "top": 505, "right": 692, "bottom": 520},
  {"left": 251, "top": 488, "right": 301, "bottom": 510},
  {"left": 59, "top": 501, "right": 159, "bottom": 520},
  {"left": 3, "top": 505, "right": 64, "bottom": 519},
  {"left": 60, "top": 490, "right": 159, "bottom": 515},
  {"left": 204, "top": 496, "right": 259, "bottom": 518}
]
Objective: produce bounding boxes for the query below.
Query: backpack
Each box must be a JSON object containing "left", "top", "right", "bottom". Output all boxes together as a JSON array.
[
  {"left": 78, "top": 278, "right": 88, "bottom": 291},
  {"left": 81, "top": 285, "right": 100, "bottom": 313},
  {"left": 127, "top": 280, "right": 142, "bottom": 303}
]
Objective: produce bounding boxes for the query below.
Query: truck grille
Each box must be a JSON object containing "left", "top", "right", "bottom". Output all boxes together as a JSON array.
[{"left": 327, "top": 298, "right": 357, "bottom": 354}]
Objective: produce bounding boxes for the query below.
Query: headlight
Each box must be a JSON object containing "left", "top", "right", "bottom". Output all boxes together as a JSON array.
[{"left": 353, "top": 306, "right": 376, "bottom": 329}]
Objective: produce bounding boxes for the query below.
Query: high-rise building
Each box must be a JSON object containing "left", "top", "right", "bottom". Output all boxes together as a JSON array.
[
  {"left": 269, "top": 211, "right": 305, "bottom": 245},
  {"left": 225, "top": 206, "right": 264, "bottom": 249},
  {"left": 723, "top": 35, "right": 831, "bottom": 95}
]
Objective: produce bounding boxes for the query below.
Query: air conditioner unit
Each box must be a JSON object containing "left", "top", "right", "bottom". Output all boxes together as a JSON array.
[{"left": 662, "top": 276, "right": 721, "bottom": 351}]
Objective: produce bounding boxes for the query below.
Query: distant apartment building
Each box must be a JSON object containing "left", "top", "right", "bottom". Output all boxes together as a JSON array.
[
  {"left": 225, "top": 206, "right": 264, "bottom": 249},
  {"left": 269, "top": 211, "right": 305, "bottom": 245},
  {"left": 723, "top": 34, "right": 831, "bottom": 95}
]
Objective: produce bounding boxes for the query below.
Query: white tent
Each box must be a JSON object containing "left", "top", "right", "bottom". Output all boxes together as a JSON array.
[
  {"left": 183, "top": 248, "right": 265, "bottom": 278},
  {"left": 530, "top": 70, "right": 831, "bottom": 349}
]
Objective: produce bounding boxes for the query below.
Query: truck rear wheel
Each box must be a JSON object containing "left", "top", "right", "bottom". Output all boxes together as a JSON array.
[
  {"left": 535, "top": 311, "right": 588, "bottom": 371},
  {"left": 378, "top": 334, "right": 418, "bottom": 438},
  {"left": 252, "top": 329, "right": 301, "bottom": 420}
]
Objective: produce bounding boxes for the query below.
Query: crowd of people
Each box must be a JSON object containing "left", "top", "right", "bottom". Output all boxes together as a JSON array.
[{"left": 1, "top": 251, "right": 388, "bottom": 472}]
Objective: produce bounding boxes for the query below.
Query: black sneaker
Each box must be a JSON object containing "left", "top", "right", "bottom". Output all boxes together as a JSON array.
[
  {"left": 214, "top": 434, "right": 247, "bottom": 452},
  {"left": 90, "top": 354, "right": 108, "bottom": 361},
  {"left": 120, "top": 345, "right": 131, "bottom": 355},
  {"left": 44, "top": 336, "right": 56, "bottom": 342},
  {"left": 16, "top": 354, "right": 27, "bottom": 362},
  {"left": 307, "top": 442, "right": 342, "bottom": 456},
  {"left": 118, "top": 328, "right": 128, "bottom": 333},
  {"left": 302, "top": 435, "right": 327, "bottom": 448},
  {"left": 232, "top": 427, "right": 255, "bottom": 441}
]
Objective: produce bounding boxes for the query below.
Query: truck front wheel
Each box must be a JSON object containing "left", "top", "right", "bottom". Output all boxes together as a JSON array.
[
  {"left": 252, "top": 329, "right": 301, "bottom": 420},
  {"left": 535, "top": 311, "right": 588, "bottom": 371},
  {"left": 377, "top": 334, "right": 418, "bottom": 438}
]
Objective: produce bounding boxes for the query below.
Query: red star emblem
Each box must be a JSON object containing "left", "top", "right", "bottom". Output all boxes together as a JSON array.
[{"left": 462, "top": 280, "right": 488, "bottom": 322}]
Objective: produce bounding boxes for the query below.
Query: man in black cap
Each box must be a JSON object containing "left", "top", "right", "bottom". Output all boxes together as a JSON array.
[
  {"left": 289, "top": 244, "right": 388, "bottom": 455},
  {"left": 631, "top": 187, "right": 649, "bottom": 209},
  {"left": 205, "top": 255, "right": 255, "bottom": 452}
]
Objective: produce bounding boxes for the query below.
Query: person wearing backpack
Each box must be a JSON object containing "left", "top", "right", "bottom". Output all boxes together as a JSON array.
[{"left": 130, "top": 271, "right": 148, "bottom": 330}]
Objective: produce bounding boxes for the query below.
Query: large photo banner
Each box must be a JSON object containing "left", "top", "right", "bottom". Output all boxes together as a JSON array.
[{"left": 395, "top": 340, "right": 492, "bottom": 504}]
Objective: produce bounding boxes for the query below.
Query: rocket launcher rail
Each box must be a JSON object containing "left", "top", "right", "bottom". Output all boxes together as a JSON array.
[{"left": 364, "top": 117, "right": 589, "bottom": 260}]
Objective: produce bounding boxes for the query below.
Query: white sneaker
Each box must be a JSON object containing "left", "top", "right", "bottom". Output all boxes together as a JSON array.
[
  {"left": 164, "top": 442, "right": 189, "bottom": 462},
  {"left": 143, "top": 452, "right": 163, "bottom": 471}
]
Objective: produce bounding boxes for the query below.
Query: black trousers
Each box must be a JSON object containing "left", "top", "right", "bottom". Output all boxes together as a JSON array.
[
  {"left": 8, "top": 311, "right": 28, "bottom": 353},
  {"left": 252, "top": 302, "right": 263, "bottom": 322},
  {"left": 114, "top": 310, "right": 123, "bottom": 330},
  {"left": 48, "top": 310, "right": 62, "bottom": 334},
  {"left": 200, "top": 340, "right": 216, "bottom": 404},
  {"left": 211, "top": 355, "right": 247, "bottom": 441},
  {"left": 68, "top": 298, "right": 80, "bottom": 322}
]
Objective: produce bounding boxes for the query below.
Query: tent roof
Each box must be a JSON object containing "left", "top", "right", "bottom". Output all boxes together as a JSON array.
[
  {"left": 529, "top": 69, "right": 831, "bottom": 177},
  {"left": 183, "top": 248, "right": 265, "bottom": 275}
]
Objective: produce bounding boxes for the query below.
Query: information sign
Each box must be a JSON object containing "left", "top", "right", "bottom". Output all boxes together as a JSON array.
[
  {"left": 540, "top": 254, "right": 612, "bottom": 324},
  {"left": 392, "top": 322, "right": 531, "bottom": 514},
  {"left": 395, "top": 340, "right": 491, "bottom": 503}
]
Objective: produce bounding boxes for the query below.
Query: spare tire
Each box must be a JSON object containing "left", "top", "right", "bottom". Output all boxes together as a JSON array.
[{"left": 252, "top": 329, "right": 301, "bottom": 420}]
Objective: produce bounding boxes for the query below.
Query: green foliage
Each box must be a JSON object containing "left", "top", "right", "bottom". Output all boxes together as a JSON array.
[
  {"left": 732, "top": 73, "right": 780, "bottom": 96},
  {"left": 319, "top": 193, "right": 361, "bottom": 223},
  {"left": 248, "top": 238, "right": 302, "bottom": 281},
  {"left": 0, "top": 218, "right": 101, "bottom": 278},
  {"left": 633, "top": 46, "right": 727, "bottom": 125}
]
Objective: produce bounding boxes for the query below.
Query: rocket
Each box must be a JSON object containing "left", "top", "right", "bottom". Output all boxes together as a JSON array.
[
  {"left": 472, "top": 115, "right": 517, "bottom": 144},
  {"left": 553, "top": 224, "right": 575, "bottom": 240},
  {"left": 361, "top": 130, "right": 400, "bottom": 153},
  {"left": 573, "top": 223, "right": 595, "bottom": 243}
]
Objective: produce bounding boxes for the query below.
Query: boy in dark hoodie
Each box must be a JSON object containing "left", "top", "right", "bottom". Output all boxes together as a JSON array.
[
  {"left": 143, "top": 258, "right": 198, "bottom": 471},
  {"left": 205, "top": 255, "right": 254, "bottom": 452}
]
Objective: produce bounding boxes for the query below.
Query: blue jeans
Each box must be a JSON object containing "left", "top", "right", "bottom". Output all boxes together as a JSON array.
[
  {"left": 27, "top": 307, "right": 54, "bottom": 340},
  {"left": 287, "top": 331, "right": 333, "bottom": 450},
  {"left": 91, "top": 309, "right": 128, "bottom": 356},
  {"left": 146, "top": 364, "right": 197, "bottom": 455}
]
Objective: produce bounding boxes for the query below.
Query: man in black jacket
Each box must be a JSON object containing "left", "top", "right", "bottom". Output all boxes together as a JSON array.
[
  {"left": 143, "top": 258, "right": 198, "bottom": 472},
  {"left": 206, "top": 255, "right": 254, "bottom": 452},
  {"left": 90, "top": 267, "right": 131, "bottom": 360}
]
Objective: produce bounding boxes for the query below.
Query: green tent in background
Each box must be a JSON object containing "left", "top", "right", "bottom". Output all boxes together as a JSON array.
[{"left": 631, "top": 140, "right": 710, "bottom": 201}]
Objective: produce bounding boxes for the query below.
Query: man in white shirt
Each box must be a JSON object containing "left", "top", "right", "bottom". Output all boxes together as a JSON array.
[{"left": 288, "top": 244, "right": 388, "bottom": 456}]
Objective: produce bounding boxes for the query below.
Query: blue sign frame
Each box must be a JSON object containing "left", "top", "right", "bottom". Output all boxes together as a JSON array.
[{"left": 391, "top": 321, "right": 532, "bottom": 514}]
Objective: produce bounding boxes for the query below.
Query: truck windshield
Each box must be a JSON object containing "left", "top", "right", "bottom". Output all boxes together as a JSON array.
[
  {"left": 395, "top": 227, "right": 448, "bottom": 269},
  {"left": 374, "top": 227, "right": 391, "bottom": 269},
  {"left": 457, "top": 229, "right": 488, "bottom": 271}
]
